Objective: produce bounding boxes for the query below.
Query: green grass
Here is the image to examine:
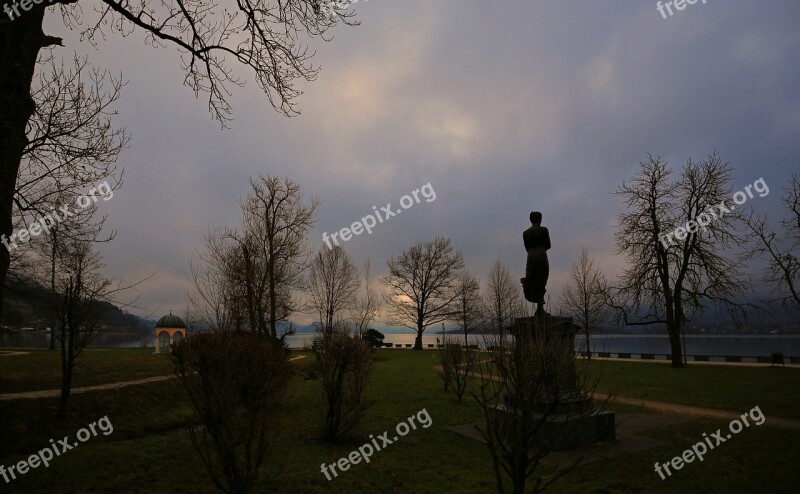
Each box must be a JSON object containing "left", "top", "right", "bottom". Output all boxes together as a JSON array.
[
  {"left": 1, "top": 349, "right": 798, "bottom": 492},
  {"left": 586, "top": 359, "right": 800, "bottom": 419},
  {"left": 0, "top": 348, "right": 174, "bottom": 393}
]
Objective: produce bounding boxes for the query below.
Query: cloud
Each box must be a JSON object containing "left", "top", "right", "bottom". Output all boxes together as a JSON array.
[{"left": 35, "top": 0, "right": 800, "bottom": 321}]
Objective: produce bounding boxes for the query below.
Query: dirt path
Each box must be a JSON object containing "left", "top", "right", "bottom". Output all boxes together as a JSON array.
[
  {"left": 0, "top": 354, "right": 308, "bottom": 401},
  {"left": 0, "top": 374, "right": 178, "bottom": 401},
  {"left": 432, "top": 363, "right": 800, "bottom": 429},
  {"left": 592, "top": 392, "right": 800, "bottom": 429}
]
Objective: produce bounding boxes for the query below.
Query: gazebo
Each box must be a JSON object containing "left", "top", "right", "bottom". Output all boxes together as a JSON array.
[{"left": 154, "top": 312, "right": 186, "bottom": 354}]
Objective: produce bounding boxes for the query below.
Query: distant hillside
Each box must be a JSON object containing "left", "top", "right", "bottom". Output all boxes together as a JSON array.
[{"left": 2, "top": 275, "right": 148, "bottom": 333}]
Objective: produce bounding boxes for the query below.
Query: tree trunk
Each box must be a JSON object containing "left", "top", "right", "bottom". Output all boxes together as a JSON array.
[
  {"left": 585, "top": 329, "right": 591, "bottom": 361},
  {"left": 49, "top": 228, "right": 57, "bottom": 350},
  {"left": 0, "top": 7, "right": 53, "bottom": 325},
  {"left": 667, "top": 322, "right": 684, "bottom": 368},
  {"left": 414, "top": 329, "right": 423, "bottom": 350},
  {"left": 243, "top": 246, "right": 257, "bottom": 332},
  {"left": 57, "top": 318, "right": 71, "bottom": 419},
  {"left": 268, "top": 257, "right": 277, "bottom": 339}
]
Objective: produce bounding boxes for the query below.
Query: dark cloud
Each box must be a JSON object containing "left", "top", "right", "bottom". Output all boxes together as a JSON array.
[{"left": 43, "top": 1, "right": 800, "bottom": 320}]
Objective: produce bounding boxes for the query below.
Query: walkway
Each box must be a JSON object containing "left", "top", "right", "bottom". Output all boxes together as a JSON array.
[
  {"left": 432, "top": 364, "right": 800, "bottom": 429},
  {"left": 0, "top": 355, "right": 307, "bottom": 401},
  {"left": 592, "top": 392, "right": 800, "bottom": 429}
]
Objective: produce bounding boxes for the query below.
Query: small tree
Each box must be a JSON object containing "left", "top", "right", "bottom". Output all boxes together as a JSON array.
[
  {"left": 352, "top": 259, "right": 381, "bottom": 335},
  {"left": 559, "top": 248, "right": 611, "bottom": 360},
  {"left": 314, "top": 326, "right": 374, "bottom": 441},
  {"left": 306, "top": 245, "right": 359, "bottom": 332},
  {"left": 382, "top": 237, "right": 465, "bottom": 350},
  {"left": 172, "top": 331, "right": 293, "bottom": 494},
  {"left": 51, "top": 238, "right": 141, "bottom": 418},
  {"left": 485, "top": 259, "right": 524, "bottom": 333},
  {"left": 437, "top": 335, "right": 477, "bottom": 402},
  {"left": 451, "top": 271, "right": 485, "bottom": 345},
  {"left": 188, "top": 175, "right": 317, "bottom": 341}
]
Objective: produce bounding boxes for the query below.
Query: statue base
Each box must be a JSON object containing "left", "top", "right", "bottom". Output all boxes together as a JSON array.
[{"left": 491, "top": 316, "right": 616, "bottom": 451}]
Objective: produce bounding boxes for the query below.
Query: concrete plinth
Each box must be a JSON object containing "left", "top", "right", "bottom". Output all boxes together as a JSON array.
[
  {"left": 494, "top": 315, "right": 616, "bottom": 450},
  {"left": 491, "top": 403, "right": 616, "bottom": 451}
]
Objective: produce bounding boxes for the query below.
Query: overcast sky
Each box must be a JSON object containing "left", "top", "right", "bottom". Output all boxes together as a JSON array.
[{"left": 40, "top": 1, "right": 800, "bottom": 325}]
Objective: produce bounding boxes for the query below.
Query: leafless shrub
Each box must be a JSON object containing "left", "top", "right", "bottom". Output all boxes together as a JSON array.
[
  {"left": 314, "top": 326, "right": 374, "bottom": 441},
  {"left": 438, "top": 335, "right": 478, "bottom": 402},
  {"left": 172, "top": 330, "right": 293, "bottom": 494},
  {"left": 473, "top": 318, "right": 611, "bottom": 494}
]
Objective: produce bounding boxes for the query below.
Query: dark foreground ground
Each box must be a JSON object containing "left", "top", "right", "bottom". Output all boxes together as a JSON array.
[{"left": 1, "top": 348, "right": 799, "bottom": 493}]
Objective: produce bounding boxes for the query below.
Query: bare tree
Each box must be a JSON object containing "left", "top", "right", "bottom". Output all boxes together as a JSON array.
[
  {"left": 188, "top": 228, "right": 248, "bottom": 332},
  {"left": 53, "top": 239, "right": 142, "bottom": 418},
  {"left": 0, "top": 0, "right": 356, "bottom": 330},
  {"left": 485, "top": 259, "right": 524, "bottom": 333},
  {"left": 451, "top": 271, "right": 484, "bottom": 345},
  {"left": 36, "top": 198, "right": 118, "bottom": 352},
  {"left": 351, "top": 259, "right": 380, "bottom": 335},
  {"left": 17, "top": 52, "right": 127, "bottom": 222},
  {"left": 306, "top": 245, "right": 359, "bottom": 332},
  {"left": 742, "top": 174, "right": 799, "bottom": 309},
  {"left": 610, "top": 152, "right": 750, "bottom": 367},
  {"left": 559, "top": 248, "right": 611, "bottom": 360},
  {"left": 314, "top": 325, "right": 374, "bottom": 441},
  {"left": 245, "top": 175, "right": 318, "bottom": 338},
  {"left": 189, "top": 176, "right": 317, "bottom": 340},
  {"left": 172, "top": 331, "right": 293, "bottom": 494},
  {"left": 4, "top": 53, "right": 126, "bottom": 344},
  {"left": 382, "top": 237, "right": 465, "bottom": 350},
  {"left": 437, "top": 334, "right": 477, "bottom": 402}
]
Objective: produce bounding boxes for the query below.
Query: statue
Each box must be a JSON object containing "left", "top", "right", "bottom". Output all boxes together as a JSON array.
[{"left": 521, "top": 211, "right": 550, "bottom": 316}]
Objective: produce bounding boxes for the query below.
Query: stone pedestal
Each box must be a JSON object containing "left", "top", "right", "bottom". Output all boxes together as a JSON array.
[{"left": 492, "top": 315, "right": 615, "bottom": 451}]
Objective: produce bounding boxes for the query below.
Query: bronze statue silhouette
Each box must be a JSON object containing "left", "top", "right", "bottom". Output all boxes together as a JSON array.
[{"left": 521, "top": 211, "right": 550, "bottom": 316}]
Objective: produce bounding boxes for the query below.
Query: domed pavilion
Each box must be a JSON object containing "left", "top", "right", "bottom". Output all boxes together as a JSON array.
[{"left": 154, "top": 312, "right": 186, "bottom": 354}]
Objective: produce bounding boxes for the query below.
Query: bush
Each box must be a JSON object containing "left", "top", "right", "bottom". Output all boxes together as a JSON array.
[
  {"left": 361, "top": 328, "right": 386, "bottom": 348},
  {"left": 314, "top": 327, "right": 374, "bottom": 441},
  {"left": 172, "top": 330, "right": 293, "bottom": 494},
  {"left": 437, "top": 335, "right": 477, "bottom": 402}
]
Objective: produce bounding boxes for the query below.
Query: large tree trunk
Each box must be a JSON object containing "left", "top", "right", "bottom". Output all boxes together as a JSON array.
[
  {"left": 414, "top": 329, "right": 423, "bottom": 350},
  {"left": 0, "top": 8, "right": 54, "bottom": 325},
  {"left": 667, "top": 322, "right": 684, "bottom": 368}
]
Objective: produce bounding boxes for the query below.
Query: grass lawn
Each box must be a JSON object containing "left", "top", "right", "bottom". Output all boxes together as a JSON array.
[
  {"left": 585, "top": 358, "right": 800, "bottom": 419},
  {"left": 0, "top": 348, "right": 174, "bottom": 393},
  {"left": 0, "top": 349, "right": 798, "bottom": 492}
]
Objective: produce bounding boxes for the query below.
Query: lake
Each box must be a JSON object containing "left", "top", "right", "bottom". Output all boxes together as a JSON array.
[{"left": 3, "top": 331, "right": 799, "bottom": 358}]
